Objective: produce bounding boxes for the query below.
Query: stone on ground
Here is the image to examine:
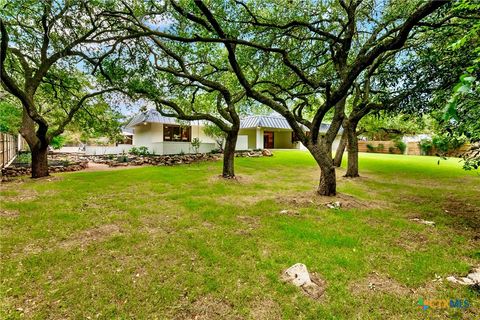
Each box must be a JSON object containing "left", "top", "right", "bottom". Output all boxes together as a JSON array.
[
  {"left": 281, "top": 263, "right": 325, "bottom": 299},
  {"left": 410, "top": 218, "right": 435, "bottom": 227},
  {"left": 447, "top": 266, "right": 480, "bottom": 286}
]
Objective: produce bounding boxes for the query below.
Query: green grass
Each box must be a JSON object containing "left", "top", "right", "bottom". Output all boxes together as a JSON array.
[{"left": 1, "top": 151, "right": 479, "bottom": 319}]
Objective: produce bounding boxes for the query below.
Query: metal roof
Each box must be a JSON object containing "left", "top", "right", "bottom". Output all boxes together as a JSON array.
[
  {"left": 126, "top": 110, "right": 341, "bottom": 134},
  {"left": 240, "top": 115, "right": 335, "bottom": 133},
  {"left": 125, "top": 109, "right": 181, "bottom": 128}
]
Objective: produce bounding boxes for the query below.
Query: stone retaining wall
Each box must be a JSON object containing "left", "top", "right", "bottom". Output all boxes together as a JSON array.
[
  {"left": 2, "top": 161, "right": 88, "bottom": 178},
  {"left": 2, "top": 150, "right": 273, "bottom": 178}
]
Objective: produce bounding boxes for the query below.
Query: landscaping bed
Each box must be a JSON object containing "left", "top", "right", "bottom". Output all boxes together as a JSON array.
[{"left": 1, "top": 150, "right": 273, "bottom": 178}]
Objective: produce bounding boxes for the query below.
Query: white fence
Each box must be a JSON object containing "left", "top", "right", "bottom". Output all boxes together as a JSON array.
[{"left": 55, "top": 144, "right": 133, "bottom": 155}]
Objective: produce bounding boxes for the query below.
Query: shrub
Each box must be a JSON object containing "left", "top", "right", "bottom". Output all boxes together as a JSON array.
[
  {"left": 210, "top": 148, "right": 222, "bottom": 154},
  {"left": 432, "top": 134, "right": 467, "bottom": 155},
  {"left": 15, "top": 152, "right": 31, "bottom": 164},
  {"left": 388, "top": 146, "right": 396, "bottom": 154},
  {"left": 129, "top": 146, "right": 150, "bottom": 156},
  {"left": 394, "top": 140, "right": 407, "bottom": 154},
  {"left": 377, "top": 143, "right": 384, "bottom": 151},
  {"left": 419, "top": 139, "right": 433, "bottom": 155},
  {"left": 191, "top": 138, "right": 201, "bottom": 154},
  {"left": 117, "top": 155, "right": 128, "bottom": 163},
  {"left": 50, "top": 135, "right": 66, "bottom": 150},
  {"left": 366, "top": 144, "right": 375, "bottom": 152}
]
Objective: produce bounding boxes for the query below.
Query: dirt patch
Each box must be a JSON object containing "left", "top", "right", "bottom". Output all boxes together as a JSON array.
[
  {"left": 215, "top": 193, "right": 274, "bottom": 207},
  {"left": 1, "top": 188, "right": 38, "bottom": 202},
  {"left": 394, "top": 230, "right": 430, "bottom": 252},
  {"left": 235, "top": 215, "right": 260, "bottom": 236},
  {"left": 83, "top": 162, "right": 143, "bottom": 172},
  {"left": 208, "top": 174, "right": 255, "bottom": 185},
  {"left": 59, "top": 224, "right": 121, "bottom": 249},
  {"left": 279, "top": 191, "right": 380, "bottom": 210},
  {"left": 443, "top": 196, "right": 480, "bottom": 230},
  {"left": 249, "top": 298, "right": 282, "bottom": 319},
  {"left": 350, "top": 272, "right": 412, "bottom": 296},
  {"left": 303, "top": 272, "right": 326, "bottom": 300},
  {"left": 0, "top": 209, "right": 19, "bottom": 218},
  {"left": 173, "top": 295, "right": 240, "bottom": 320}
]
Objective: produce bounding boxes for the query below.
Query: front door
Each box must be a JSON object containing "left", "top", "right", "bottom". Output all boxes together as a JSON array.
[{"left": 264, "top": 131, "right": 274, "bottom": 149}]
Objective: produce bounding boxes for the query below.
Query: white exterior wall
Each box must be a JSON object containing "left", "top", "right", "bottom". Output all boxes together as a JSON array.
[
  {"left": 84, "top": 145, "right": 132, "bottom": 155},
  {"left": 133, "top": 123, "right": 155, "bottom": 150},
  {"left": 132, "top": 122, "right": 216, "bottom": 155},
  {"left": 255, "top": 127, "right": 264, "bottom": 149},
  {"left": 235, "top": 135, "right": 249, "bottom": 150}
]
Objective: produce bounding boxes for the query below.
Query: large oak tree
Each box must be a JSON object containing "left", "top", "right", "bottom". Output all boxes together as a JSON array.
[
  {"left": 0, "top": 0, "right": 128, "bottom": 177},
  {"left": 134, "top": 0, "right": 449, "bottom": 195}
]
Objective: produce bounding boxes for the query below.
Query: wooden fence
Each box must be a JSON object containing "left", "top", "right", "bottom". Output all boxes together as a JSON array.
[
  {"left": 358, "top": 140, "right": 402, "bottom": 154},
  {"left": 0, "top": 133, "right": 18, "bottom": 168},
  {"left": 359, "top": 140, "right": 470, "bottom": 156}
]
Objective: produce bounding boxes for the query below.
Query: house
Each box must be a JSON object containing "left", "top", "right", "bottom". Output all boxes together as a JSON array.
[{"left": 125, "top": 109, "right": 342, "bottom": 155}]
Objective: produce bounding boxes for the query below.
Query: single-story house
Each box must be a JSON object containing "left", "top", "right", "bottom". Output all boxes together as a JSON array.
[{"left": 125, "top": 109, "right": 342, "bottom": 155}]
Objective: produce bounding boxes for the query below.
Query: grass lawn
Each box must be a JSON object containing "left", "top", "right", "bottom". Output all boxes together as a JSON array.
[{"left": 1, "top": 151, "right": 479, "bottom": 319}]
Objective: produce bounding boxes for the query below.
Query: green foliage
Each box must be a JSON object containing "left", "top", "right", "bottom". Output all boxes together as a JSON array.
[
  {"left": 0, "top": 99, "right": 21, "bottom": 134},
  {"left": 394, "top": 140, "right": 407, "bottom": 154},
  {"left": 50, "top": 136, "right": 66, "bottom": 150},
  {"left": 359, "top": 113, "right": 431, "bottom": 140},
  {"left": 432, "top": 134, "right": 467, "bottom": 155},
  {"left": 129, "top": 146, "right": 150, "bottom": 156},
  {"left": 203, "top": 124, "right": 226, "bottom": 151},
  {"left": 419, "top": 139, "right": 434, "bottom": 155},
  {"left": 191, "top": 138, "right": 201, "bottom": 154},
  {"left": 117, "top": 155, "right": 128, "bottom": 163},
  {"left": 14, "top": 152, "right": 31, "bottom": 164},
  {"left": 366, "top": 144, "right": 375, "bottom": 152}
]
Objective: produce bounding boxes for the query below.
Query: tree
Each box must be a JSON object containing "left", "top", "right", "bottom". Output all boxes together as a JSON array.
[
  {"left": 203, "top": 123, "right": 226, "bottom": 152},
  {"left": 334, "top": 3, "right": 478, "bottom": 176},
  {"left": 151, "top": 0, "right": 448, "bottom": 195},
  {"left": 105, "top": 4, "right": 252, "bottom": 179},
  {"left": 0, "top": 94, "right": 21, "bottom": 134},
  {"left": 0, "top": 0, "right": 127, "bottom": 177}
]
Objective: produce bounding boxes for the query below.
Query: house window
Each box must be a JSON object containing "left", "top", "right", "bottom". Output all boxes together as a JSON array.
[{"left": 163, "top": 124, "right": 191, "bottom": 142}]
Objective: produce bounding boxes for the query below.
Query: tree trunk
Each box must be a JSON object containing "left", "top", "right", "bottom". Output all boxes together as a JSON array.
[
  {"left": 345, "top": 121, "right": 359, "bottom": 178},
  {"left": 319, "top": 164, "right": 336, "bottom": 196},
  {"left": 308, "top": 143, "right": 337, "bottom": 196},
  {"left": 333, "top": 130, "right": 347, "bottom": 167},
  {"left": 222, "top": 130, "right": 238, "bottom": 178},
  {"left": 30, "top": 143, "right": 49, "bottom": 178}
]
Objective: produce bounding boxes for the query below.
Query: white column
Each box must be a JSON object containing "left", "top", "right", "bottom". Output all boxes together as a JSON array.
[{"left": 256, "top": 127, "right": 264, "bottom": 149}]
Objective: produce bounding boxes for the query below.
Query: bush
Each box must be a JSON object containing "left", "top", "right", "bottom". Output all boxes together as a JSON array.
[
  {"left": 377, "top": 143, "right": 384, "bottom": 151},
  {"left": 394, "top": 140, "right": 407, "bottom": 154},
  {"left": 388, "top": 146, "right": 396, "bottom": 154},
  {"left": 191, "top": 138, "right": 201, "bottom": 154},
  {"left": 419, "top": 139, "right": 433, "bottom": 155},
  {"left": 117, "top": 155, "right": 128, "bottom": 163},
  {"left": 129, "top": 146, "right": 150, "bottom": 156},
  {"left": 50, "top": 135, "right": 66, "bottom": 150},
  {"left": 432, "top": 134, "right": 467, "bottom": 155},
  {"left": 15, "top": 152, "right": 31, "bottom": 164},
  {"left": 210, "top": 148, "right": 222, "bottom": 154},
  {"left": 366, "top": 144, "right": 375, "bottom": 152}
]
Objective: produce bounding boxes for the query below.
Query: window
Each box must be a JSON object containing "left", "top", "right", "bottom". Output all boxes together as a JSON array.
[{"left": 163, "top": 124, "right": 191, "bottom": 142}]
